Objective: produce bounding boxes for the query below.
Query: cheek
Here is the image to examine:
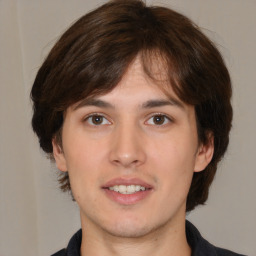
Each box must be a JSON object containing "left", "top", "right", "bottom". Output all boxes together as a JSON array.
[
  {"left": 61, "top": 135, "right": 104, "bottom": 195},
  {"left": 149, "top": 134, "right": 197, "bottom": 194},
  {"left": 63, "top": 129, "right": 106, "bottom": 168},
  {"left": 151, "top": 135, "right": 197, "bottom": 170}
]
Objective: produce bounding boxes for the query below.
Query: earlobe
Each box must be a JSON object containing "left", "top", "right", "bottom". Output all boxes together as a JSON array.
[
  {"left": 194, "top": 135, "right": 214, "bottom": 173},
  {"left": 52, "top": 138, "right": 68, "bottom": 172}
]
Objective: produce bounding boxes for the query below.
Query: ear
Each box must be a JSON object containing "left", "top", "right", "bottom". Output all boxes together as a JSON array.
[
  {"left": 194, "top": 133, "right": 214, "bottom": 172},
  {"left": 52, "top": 137, "right": 68, "bottom": 172}
]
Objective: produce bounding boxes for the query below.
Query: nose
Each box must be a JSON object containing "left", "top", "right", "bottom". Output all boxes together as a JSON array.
[{"left": 109, "top": 122, "right": 146, "bottom": 168}]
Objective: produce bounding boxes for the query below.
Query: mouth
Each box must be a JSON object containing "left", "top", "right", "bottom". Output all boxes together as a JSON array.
[
  {"left": 102, "top": 178, "right": 153, "bottom": 205},
  {"left": 104, "top": 184, "right": 151, "bottom": 194}
]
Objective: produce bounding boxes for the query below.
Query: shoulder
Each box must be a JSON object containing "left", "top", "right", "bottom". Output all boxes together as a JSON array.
[
  {"left": 215, "top": 247, "right": 247, "bottom": 256},
  {"left": 51, "top": 229, "right": 82, "bottom": 256},
  {"left": 186, "top": 220, "right": 247, "bottom": 256},
  {"left": 51, "top": 249, "right": 66, "bottom": 256}
]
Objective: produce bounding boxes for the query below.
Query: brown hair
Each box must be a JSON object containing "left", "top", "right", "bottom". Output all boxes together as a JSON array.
[{"left": 31, "top": 0, "right": 232, "bottom": 212}]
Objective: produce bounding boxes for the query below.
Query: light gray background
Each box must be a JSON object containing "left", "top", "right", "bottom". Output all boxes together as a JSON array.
[{"left": 0, "top": 0, "right": 255, "bottom": 255}]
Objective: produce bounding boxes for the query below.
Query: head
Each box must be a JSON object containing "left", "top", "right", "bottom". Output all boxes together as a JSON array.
[{"left": 31, "top": 0, "right": 232, "bottom": 212}]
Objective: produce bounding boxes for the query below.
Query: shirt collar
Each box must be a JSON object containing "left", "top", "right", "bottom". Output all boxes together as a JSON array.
[{"left": 66, "top": 220, "right": 220, "bottom": 256}]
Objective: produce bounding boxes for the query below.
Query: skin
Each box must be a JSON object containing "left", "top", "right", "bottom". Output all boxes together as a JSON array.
[{"left": 53, "top": 57, "right": 214, "bottom": 256}]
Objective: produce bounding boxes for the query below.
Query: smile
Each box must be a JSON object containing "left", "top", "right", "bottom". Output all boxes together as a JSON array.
[
  {"left": 102, "top": 177, "right": 153, "bottom": 205},
  {"left": 108, "top": 185, "right": 148, "bottom": 194}
]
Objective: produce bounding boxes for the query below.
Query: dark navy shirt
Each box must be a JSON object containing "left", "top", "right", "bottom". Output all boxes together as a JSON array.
[{"left": 51, "top": 221, "right": 246, "bottom": 256}]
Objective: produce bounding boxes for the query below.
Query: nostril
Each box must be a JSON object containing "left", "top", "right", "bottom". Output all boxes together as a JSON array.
[
  {"left": 109, "top": 135, "right": 147, "bottom": 167},
  {"left": 112, "top": 158, "right": 139, "bottom": 166}
]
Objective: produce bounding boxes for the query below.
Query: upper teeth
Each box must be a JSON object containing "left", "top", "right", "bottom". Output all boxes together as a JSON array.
[{"left": 109, "top": 185, "right": 146, "bottom": 194}]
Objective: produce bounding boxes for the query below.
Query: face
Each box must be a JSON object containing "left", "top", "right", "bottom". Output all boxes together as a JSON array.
[{"left": 53, "top": 57, "right": 213, "bottom": 239}]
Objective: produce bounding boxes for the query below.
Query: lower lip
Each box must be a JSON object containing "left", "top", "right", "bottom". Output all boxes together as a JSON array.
[{"left": 103, "top": 189, "right": 152, "bottom": 205}]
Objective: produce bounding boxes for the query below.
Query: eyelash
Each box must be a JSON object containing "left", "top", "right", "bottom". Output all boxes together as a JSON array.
[
  {"left": 145, "top": 113, "right": 173, "bottom": 126},
  {"left": 84, "top": 113, "right": 111, "bottom": 126},
  {"left": 83, "top": 113, "right": 173, "bottom": 126}
]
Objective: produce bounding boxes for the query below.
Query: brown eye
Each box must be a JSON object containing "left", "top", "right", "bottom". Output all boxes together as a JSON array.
[
  {"left": 91, "top": 115, "right": 103, "bottom": 125},
  {"left": 86, "top": 115, "right": 111, "bottom": 125},
  {"left": 146, "top": 114, "right": 171, "bottom": 126},
  {"left": 153, "top": 115, "right": 166, "bottom": 125}
]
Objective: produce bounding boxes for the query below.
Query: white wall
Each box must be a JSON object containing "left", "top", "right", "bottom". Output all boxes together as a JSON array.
[{"left": 0, "top": 0, "right": 255, "bottom": 255}]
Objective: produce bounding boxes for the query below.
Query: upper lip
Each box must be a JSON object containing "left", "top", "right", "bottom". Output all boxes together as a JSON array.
[{"left": 102, "top": 177, "right": 153, "bottom": 189}]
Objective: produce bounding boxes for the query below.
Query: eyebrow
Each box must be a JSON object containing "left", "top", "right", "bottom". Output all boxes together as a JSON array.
[
  {"left": 74, "top": 98, "right": 114, "bottom": 110},
  {"left": 74, "top": 97, "right": 184, "bottom": 110},
  {"left": 141, "top": 99, "right": 184, "bottom": 109}
]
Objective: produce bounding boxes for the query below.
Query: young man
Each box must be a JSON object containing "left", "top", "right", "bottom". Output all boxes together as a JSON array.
[{"left": 31, "top": 0, "right": 245, "bottom": 255}]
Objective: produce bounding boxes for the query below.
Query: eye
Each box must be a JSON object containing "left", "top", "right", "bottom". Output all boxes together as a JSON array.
[
  {"left": 85, "top": 114, "right": 111, "bottom": 126},
  {"left": 146, "top": 114, "right": 172, "bottom": 126}
]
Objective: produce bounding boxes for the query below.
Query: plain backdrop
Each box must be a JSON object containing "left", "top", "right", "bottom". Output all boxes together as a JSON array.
[{"left": 0, "top": 0, "right": 255, "bottom": 255}]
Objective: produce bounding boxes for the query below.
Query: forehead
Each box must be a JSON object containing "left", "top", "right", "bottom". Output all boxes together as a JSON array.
[
  {"left": 102, "top": 58, "right": 179, "bottom": 102},
  {"left": 72, "top": 56, "right": 186, "bottom": 111}
]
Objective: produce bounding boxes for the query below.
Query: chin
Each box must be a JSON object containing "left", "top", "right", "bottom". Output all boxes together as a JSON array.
[
  {"left": 100, "top": 214, "right": 168, "bottom": 239},
  {"left": 103, "top": 222, "right": 154, "bottom": 238}
]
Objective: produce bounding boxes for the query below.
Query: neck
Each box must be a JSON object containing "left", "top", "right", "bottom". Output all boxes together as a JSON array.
[{"left": 80, "top": 213, "right": 191, "bottom": 256}]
